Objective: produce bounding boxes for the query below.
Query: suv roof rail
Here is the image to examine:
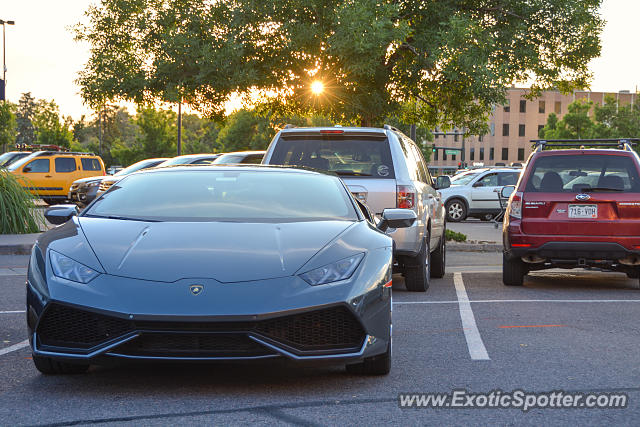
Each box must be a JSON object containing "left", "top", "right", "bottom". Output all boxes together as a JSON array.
[
  {"left": 383, "top": 124, "right": 400, "bottom": 132},
  {"left": 35, "top": 151, "right": 96, "bottom": 156},
  {"left": 283, "top": 124, "right": 296, "bottom": 129},
  {"left": 532, "top": 138, "right": 640, "bottom": 152}
]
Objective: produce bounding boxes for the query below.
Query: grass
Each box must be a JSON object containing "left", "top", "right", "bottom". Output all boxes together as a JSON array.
[
  {"left": 0, "top": 170, "right": 44, "bottom": 234},
  {"left": 445, "top": 229, "right": 467, "bottom": 242}
]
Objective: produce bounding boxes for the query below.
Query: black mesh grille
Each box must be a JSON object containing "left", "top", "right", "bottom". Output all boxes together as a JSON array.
[
  {"left": 255, "top": 306, "right": 365, "bottom": 351},
  {"left": 36, "top": 304, "right": 365, "bottom": 354},
  {"left": 37, "top": 304, "right": 133, "bottom": 349},
  {"left": 115, "top": 333, "right": 274, "bottom": 357}
]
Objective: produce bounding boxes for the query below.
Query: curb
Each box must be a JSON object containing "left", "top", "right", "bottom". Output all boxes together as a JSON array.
[
  {"left": 0, "top": 244, "right": 34, "bottom": 256},
  {"left": 448, "top": 242, "right": 503, "bottom": 252}
]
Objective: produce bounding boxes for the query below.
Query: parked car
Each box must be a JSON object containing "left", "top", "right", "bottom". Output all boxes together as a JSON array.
[
  {"left": 212, "top": 151, "right": 265, "bottom": 165},
  {"left": 7, "top": 151, "right": 105, "bottom": 205},
  {"left": 438, "top": 168, "right": 521, "bottom": 222},
  {"left": 262, "top": 125, "right": 449, "bottom": 292},
  {"left": 96, "top": 158, "right": 169, "bottom": 195},
  {"left": 501, "top": 139, "right": 640, "bottom": 286},
  {"left": 68, "top": 176, "right": 104, "bottom": 207},
  {"left": 0, "top": 151, "right": 31, "bottom": 168},
  {"left": 157, "top": 153, "right": 221, "bottom": 167},
  {"left": 30, "top": 166, "right": 414, "bottom": 375}
]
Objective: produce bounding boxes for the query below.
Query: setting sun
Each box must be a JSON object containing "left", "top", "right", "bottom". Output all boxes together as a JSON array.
[{"left": 311, "top": 80, "right": 324, "bottom": 95}]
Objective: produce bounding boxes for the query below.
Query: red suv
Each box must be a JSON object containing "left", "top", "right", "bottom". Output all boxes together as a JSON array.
[{"left": 502, "top": 139, "right": 640, "bottom": 286}]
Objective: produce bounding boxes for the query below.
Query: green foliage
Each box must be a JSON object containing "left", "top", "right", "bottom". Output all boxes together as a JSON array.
[
  {"left": 75, "top": 0, "right": 604, "bottom": 131},
  {"left": 0, "top": 170, "right": 44, "bottom": 234},
  {"left": 32, "top": 100, "right": 74, "bottom": 148},
  {"left": 539, "top": 97, "right": 640, "bottom": 147},
  {"left": 445, "top": 229, "right": 467, "bottom": 242},
  {"left": 0, "top": 103, "right": 17, "bottom": 152},
  {"left": 16, "top": 93, "right": 36, "bottom": 146},
  {"left": 216, "top": 110, "right": 275, "bottom": 153}
]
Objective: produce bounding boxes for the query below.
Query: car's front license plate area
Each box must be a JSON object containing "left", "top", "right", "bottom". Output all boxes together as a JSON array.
[{"left": 568, "top": 204, "right": 597, "bottom": 218}]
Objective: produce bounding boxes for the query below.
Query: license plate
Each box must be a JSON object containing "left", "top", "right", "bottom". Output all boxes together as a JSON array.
[{"left": 568, "top": 204, "right": 597, "bottom": 218}]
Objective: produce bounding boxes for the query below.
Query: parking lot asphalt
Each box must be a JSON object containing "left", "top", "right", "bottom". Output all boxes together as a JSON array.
[{"left": 1, "top": 252, "right": 639, "bottom": 425}]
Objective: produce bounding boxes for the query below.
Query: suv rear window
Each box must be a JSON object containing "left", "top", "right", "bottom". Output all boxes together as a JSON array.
[
  {"left": 525, "top": 154, "right": 640, "bottom": 193},
  {"left": 81, "top": 158, "right": 102, "bottom": 171},
  {"left": 270, "top": 137, "right": 395, "bottom": 178}
]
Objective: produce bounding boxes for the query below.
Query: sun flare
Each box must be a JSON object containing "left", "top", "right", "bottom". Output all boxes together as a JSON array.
[{"left": 311, "top": 80, "right": 324, "bottom": 95}]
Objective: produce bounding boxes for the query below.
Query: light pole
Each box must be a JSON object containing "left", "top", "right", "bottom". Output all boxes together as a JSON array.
[{"left": 0, "top": 19, "right": 15, "bottom": 103}]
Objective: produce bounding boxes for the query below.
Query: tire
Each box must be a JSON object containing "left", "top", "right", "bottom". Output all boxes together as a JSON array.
[
  {"left": 446, "top": 199, "right": 467, "bottom": 222},
  {"left": 346, "top": 343, "right": 391, "bottom": 375},
  {"left": 41, "top": 198, "right": 59, "bottom": 206},
  {"left": 430, "top": 234, "right": 446, "bottom": 278},
  {"left": 32, "top": 355, "right": 89, "bottom": 375},
  {"left": 503, "top": 253, "right": 527, "bottom": 286},
  {"left": 481, "top": 213, "right": 494, "bottom": 221},
  {"left": 404, "top": 236, "right": 430, "bottom": 292}
]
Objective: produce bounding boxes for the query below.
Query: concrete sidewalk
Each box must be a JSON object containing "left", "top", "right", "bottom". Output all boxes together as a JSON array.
[{"left": 0, "top": 233, "right": 40, "bottom": 255}]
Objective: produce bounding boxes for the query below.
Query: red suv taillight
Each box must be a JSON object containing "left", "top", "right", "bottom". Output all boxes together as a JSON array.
[
  {"left": 397, "top": 185, "right": 415, "bottom": 209},
  {"left": 510, "top": 191, "right": 523, "bottom": 219}
]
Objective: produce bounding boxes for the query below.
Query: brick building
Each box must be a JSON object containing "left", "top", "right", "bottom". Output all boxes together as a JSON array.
[{"left": 429, "top": 88, "right": 638, "bottom": 172}]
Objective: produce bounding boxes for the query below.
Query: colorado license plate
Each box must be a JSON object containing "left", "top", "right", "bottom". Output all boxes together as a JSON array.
[{"left": 568, "top": 204, "right": 597, "bottom": 218}]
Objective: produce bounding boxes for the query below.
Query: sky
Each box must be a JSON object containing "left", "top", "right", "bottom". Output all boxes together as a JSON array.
[{"left": 2, "top": 0, "right": 639, "bottom": 120}]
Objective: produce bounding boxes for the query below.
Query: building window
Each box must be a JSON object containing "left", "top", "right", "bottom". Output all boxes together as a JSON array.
[
  {"left": 519, "top": 100, "right": 526, "bottom": 113},
  {"left": 502, "top": 148, "right": 509, "bottom": 161},
  {"left": 451, "top": 154, "right": 456, "bottom": 161},
  {"left": 518, "top": 124, "right": 525, "bottom": 137},
  {"left": 454, "top": 132, "right": 459, "bottom": 142},
  {"left": 502, "top": 123, "right": 509, "bottom": 136},
  {"left": 555, "top": 101, "right": 561, "bottom": 114},
  {"left": 538, "top": 124, "right": 545, "bottom": 136},
  {"left": 539, "top": 101, "right": 545, "bottom": 113},
  {"left": 504, "top": 101, "right": 510, "bottom": 112},
  {"left": 470, "top": 147, "right": 475, "bottom": 161},
  {"left": 479, "top": 147, "right": 485, "bottom": 161},
  {"left": 518, "top": 148, "right": 525, "bottom": 161},
  {"left": 490, "top": 123, "right": 495, "bottom": 136},
  {"left": 489, "top": 147, "right": 494, "bottom": 160},
  {"left": 443, "top": 151, "right": 447, "bottom": 161},
  {"left": 434, "top": 132, "right": 439, "bottom": 139},
  {"left": 478, "top": 134, "right": 484, "bottom": 142},
  {"left": 434, "top": 148, "right": 438, "bottom": 161}
]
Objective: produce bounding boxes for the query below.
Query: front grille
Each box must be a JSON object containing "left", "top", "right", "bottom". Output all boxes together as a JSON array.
[
  {"left": 37, "top": 304, "right": 133, "bottom": 349},
  {"left": 36, "top": 304, "right": 366, "bottom": 355},
  {"left": 114, "top": 333, "right": 274, "bottom": 357},
  {"left": 70, "top": 184, "right": 79, "bottom": 191},
  {"left": 98, "top": 181, "right": 114, "bottom": 192},
  {"left": 255, "top": 306, "right": 365, "bottom": 351}
]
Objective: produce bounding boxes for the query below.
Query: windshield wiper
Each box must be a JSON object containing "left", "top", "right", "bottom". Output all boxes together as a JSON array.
[
  {"left": 582, "top": 187, "right": 624, "bottom": 192},
  {"left": 335, "top": 171, "right": 372, "bottom": 176},
  {"left": 84, "top": 214, "right": 161, "bottom": 222}
]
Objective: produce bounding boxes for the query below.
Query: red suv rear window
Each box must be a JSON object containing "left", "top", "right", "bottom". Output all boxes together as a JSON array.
[{"left": 525, "top": 154, "right": 640, "bottom": 193}]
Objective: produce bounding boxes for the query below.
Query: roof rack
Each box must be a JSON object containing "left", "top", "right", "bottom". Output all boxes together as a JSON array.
[
  {"left": 35, "top": 151, "right": 96, "bottom": 156},
  {"left": 383, "top": 124, "right": 400, "bottom": 132},
  {"left": 532, "top": 138, "right": 640, "bottom": 152},
  {"left": 283, "top": 124, "right": 296, "bottom": 129}
]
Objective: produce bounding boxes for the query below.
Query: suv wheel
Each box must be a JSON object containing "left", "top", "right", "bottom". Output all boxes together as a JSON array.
[
  {"left": 32, "top": 355, "right": 89, "bottom": 375},
  {"left": 446, "top": 199, "right": 467, "bottom": 222},
  {"left": 430, "top": 234, "right": 446, "bottom": 278},
  {"left": 503, "top": 253, "right": 527, "bottom": 286},
  {"left": 404, "top": 236, "right": 430, "bottom": 292}
]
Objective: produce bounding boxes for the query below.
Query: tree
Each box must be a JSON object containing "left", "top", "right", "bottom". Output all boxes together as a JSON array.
[
  {"left": 32, "top": 100, "right": 74, "bottom": 148},
  {"left": 76, "top": 0, "right": 604, "bottom": 132},
  {"left": 216, "top": 110, "right": 275, "bottom": 153},
  {"left": 0, "top": 103, "right": 17, "bottom": 153},
  {"left": 15, "top": 92, "right": 36, "bottom": 147}
]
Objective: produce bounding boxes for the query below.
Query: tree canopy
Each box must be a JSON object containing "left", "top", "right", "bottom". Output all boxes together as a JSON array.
[{"left": 75, "top": 0, "right": 604, "bottom": 131}]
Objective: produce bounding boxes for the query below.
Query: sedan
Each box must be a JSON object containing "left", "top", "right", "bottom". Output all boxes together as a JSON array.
[{"left": 29, "top": 166, "right": 416, "bottom": 375}]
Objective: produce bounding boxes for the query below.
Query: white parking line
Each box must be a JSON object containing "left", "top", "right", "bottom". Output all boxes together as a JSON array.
[
  {"left": 0, "top": 310, "right": 26, "bottom": 314},
  {"left": 0, "top": 340, "right": 29, "bottom": 356},
  {"left": 393, "top": 299, "right": 640, "bottom": 305},
  {"left": 453, "top": 272, "right": 490, "bottom": 360}
]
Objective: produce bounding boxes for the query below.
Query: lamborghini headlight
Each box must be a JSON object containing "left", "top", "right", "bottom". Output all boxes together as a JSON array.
[
  {"left": 300, "top": 253, "right": 364, "bottom": 286},
  {"left": 50, "top": 250, "right": 100, "bottom": 283}
]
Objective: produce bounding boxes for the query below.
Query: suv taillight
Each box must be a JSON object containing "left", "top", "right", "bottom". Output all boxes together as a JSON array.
[
  {"left": 510, "top": 191, "right": 523, "bottom": 219},
  {"left": 397, "top": 185, "right": 415, "bottom": 209}
]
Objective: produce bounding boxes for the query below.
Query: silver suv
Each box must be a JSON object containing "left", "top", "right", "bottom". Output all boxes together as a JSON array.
[{"left": 262, "top": 125, "right": 449, "bottom": 292}]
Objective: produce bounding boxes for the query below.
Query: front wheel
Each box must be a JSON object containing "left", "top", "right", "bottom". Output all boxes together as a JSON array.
[
  {"left": 503, "top": 253, "right": 527, "bottom": 286},
  {"left": 446, "top": 199, "right": 467, "bottom": 222},
  {"left": 404, "top": 237, "right": 430, "bottom": 292}
]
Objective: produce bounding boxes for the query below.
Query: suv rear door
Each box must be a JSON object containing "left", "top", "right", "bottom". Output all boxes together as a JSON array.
[
  {"left": 265, "top": 130, "right": 397, "bottom": 215},
  {"left": 520, "top": 152, "right": 640, "bottom": 236}
]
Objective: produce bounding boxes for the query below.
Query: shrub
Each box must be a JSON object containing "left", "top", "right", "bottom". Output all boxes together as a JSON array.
[
  {"left": 0, "top": 170, "right": 44, "bottom": 234},
  {"left": 445, "top": 229, "right": 467, "bottom": 242}
]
